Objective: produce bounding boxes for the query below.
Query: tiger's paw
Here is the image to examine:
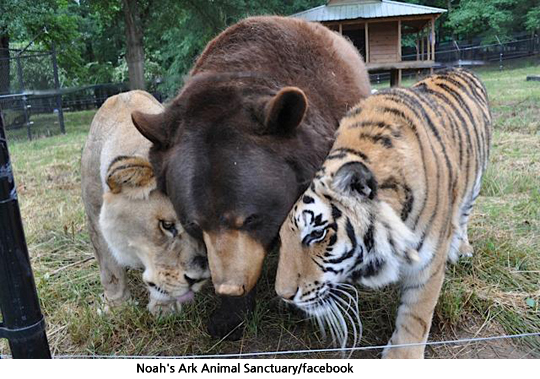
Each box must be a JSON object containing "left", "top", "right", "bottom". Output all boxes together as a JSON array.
[
  {"left": 382, "top": 345, "right": 425, "bottom": 359},
  {"left": 459, "top": 241, "right": 474, "bottom": 258},
  {"left": 382, "top": 335, "right": 425, "bottom": 359}
]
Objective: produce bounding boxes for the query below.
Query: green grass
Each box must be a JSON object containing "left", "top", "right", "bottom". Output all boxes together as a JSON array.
[
  {"left": 1, "top": 57, "right": 539, "bottom": 358},
  {"left": 5, "top": 110, "right": 97, "bottom": 141}
]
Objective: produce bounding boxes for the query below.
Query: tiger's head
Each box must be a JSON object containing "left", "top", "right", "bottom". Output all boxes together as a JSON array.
[{"left": 276, "top": 154, "right": 419, "bottom": 338}]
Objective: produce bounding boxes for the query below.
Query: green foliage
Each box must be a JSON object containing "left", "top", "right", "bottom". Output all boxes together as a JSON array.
[
  {"left": 148, "top": 0, "right": 325, "bottom": 96},
  {"left": 2, "top": 0, "right": 539, "bottom": 96}
]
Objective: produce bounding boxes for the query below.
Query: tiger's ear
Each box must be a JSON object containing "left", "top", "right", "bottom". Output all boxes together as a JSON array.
[
  {"left": 333, "top": 161, "right": 377, "bottom": 199},
  {"left": 106, "top": 156, "right": 157, "bottom": 200},
  {"left": 132, "top": 111, "right": 169, "bottom": 148},
  {"left": 262, "top": 87, "right": 308, "bottom": 135}
]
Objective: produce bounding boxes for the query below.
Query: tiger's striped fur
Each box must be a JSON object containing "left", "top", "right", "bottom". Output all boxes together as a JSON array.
[{"left": 275, "top": 69, "right": 491, "bottom": 358}]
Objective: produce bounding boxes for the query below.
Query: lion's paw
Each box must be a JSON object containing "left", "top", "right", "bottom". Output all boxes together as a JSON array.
[{"left": 148, "top": 298, "right": 182, "bottom": 316}]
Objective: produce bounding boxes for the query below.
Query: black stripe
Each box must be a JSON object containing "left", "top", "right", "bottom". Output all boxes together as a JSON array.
[
  {"left": 401, "top": 183, "right": 414, "bottom": 222},
  {"left": 346, "top": 218, "right": 357, "bottom": 250},
  {"left": 363, "top": 213, "right": 375, "bottom": 253},
  {"left": 359, "top": 132, "right": 393, "bottom": 148},
  {"left": 328, "top": 147, "right": 370, "bottom": 162},
  {"left": 302, "top": 195, "right": 314, "bottom": 204},
  {"left": 331, "top": 204, "right": 342, "bottom": 220},
  {"left": 344, "top": 106, "right": 363, "bottom": 118}
]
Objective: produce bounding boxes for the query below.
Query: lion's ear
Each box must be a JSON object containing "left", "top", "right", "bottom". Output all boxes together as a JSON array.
[
  {"left": 106, "top": 156, "right": 156, "bottom": 200},
  {"left": 132, "top": 110, "right": 169, "bottom": 148}
]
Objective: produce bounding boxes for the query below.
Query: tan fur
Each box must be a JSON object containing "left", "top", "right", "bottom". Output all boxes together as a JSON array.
[
  {"left": 276, "top": 69, "right": 492, "bottom": 358},
  {"left": 203, "top": 231, "right": 265, "bottom": 296},
  {"left": 81, "top": 91, "right": 209, "bottom": 315}
]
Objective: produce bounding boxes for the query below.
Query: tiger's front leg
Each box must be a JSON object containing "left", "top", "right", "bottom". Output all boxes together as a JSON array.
[{"left": 382, "top": 245, "right": 447, "bottom": 359}]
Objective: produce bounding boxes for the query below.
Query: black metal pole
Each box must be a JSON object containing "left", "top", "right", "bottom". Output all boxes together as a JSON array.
[
  {"left": 15, "top": 57, "right": 31, "bottom": 141},
  {"left": 0, "top": 111, "right": 51, "bottom": 358},
  {"left": 51, "top": 44, "right": 65, "bottom": 135}
]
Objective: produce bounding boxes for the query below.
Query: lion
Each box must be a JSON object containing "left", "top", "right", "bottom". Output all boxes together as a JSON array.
[{"left": 81, "top": 90, "right": 209, "bottom": 315}]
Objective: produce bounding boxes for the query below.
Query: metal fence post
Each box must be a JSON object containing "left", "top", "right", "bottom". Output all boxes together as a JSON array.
[
  {"left": 15, "top": 57, "right": 31, "bottom": 140},
  {"left": 0, "top": 112, "right": 51, "bottom": 358},
  {"left": 51, "top": 44, "right": 65, "bottom": 134}
]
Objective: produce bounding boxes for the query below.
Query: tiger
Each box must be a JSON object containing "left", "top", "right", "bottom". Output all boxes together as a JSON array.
[{"left": 275, "top": 69, "right": 492, "bottom": 358}]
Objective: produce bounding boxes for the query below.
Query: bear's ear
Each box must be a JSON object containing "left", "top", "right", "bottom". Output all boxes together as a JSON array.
[
  {"left": 106, "top": 156, "right": 157, "bottom": 200},
  {"left": 333, "top": 161, "right": 378, "bottom": 200},
  {"left": 264, "top": 87, "right": 308, "bottom": 135},
  {"left": 132, "top": 111, "right": 168, "bottom": 148}
]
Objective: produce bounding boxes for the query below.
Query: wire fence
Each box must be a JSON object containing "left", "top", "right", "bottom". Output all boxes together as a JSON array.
[
  {"left": 0, "top": 45, "right": 66, "bottom": 141},
  {"left": 1, "top": 331, "right": 538, "bottom": 359},
  {"left": 1, "top": 31, "right": 539, "bottom": 141},
  {"left": 370, "top": 31, "right": 540, "bottom": 84}
]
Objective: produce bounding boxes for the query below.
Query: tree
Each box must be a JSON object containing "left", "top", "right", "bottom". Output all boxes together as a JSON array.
[
  {"left": 0, "top": 0, "right": 81, "bottom": 94},
  {"left": 122, "top": 0, "right": 145, "bottom": 90}
]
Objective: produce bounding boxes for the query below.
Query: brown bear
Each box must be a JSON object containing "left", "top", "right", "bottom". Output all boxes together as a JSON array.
[{"left": 132, "top": 15, "right": 370, "bottom": 339}]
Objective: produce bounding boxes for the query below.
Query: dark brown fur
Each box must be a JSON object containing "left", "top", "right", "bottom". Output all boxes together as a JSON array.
[{"left": 132, "top": 16, "right": 370, "bottom": 338}]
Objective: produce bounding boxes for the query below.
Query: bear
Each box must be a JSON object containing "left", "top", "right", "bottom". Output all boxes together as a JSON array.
[{"left": 131, "top": 16, "right": 371, "bottom": 339}]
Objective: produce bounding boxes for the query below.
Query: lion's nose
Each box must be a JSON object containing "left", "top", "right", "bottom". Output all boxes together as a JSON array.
[{"left": 184, "top": 274, "right": 205, "bottom": 287}]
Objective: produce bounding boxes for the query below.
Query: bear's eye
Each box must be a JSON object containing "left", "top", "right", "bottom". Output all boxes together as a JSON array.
[
  {"left": 243, "top": 214, "right": 260, "bottom": 228},
  {"left": 159, "top": 220, "right": 178, "bottom": 237},
  {"left": 302, "top": 228, "right": 327, "bottom": 246}
]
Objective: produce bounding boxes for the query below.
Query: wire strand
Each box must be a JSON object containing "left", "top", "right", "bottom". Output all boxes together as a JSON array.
[{"left": 2, "top": 331, "right": 535, "bottom": 359}]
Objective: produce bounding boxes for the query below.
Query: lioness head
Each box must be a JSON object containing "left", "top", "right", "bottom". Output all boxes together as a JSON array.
[{"left": 99, "top": 155, "right": 209, "bottom": 308}]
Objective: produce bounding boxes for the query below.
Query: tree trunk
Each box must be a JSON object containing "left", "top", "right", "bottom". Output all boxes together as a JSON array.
[
  {"left": 122, "top": 0, "right": 145, "bottom": 90},
  {"left": 0, "top": 30, "right": 10, "bottom": 94}
]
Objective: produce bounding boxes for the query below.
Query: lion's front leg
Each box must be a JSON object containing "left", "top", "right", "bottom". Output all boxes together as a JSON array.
[{"left": 382, "top": 250, "right": 446, "bottom": 359}]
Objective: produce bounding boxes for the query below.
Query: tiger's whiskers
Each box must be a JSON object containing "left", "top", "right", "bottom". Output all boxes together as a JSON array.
[{"left": 308, "top": 284, "right": 363, "bottom": 358}]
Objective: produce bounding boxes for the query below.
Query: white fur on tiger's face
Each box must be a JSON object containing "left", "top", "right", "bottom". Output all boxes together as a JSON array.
[{"left": 276, "top": 69, "right": 492, "bottom": 357}]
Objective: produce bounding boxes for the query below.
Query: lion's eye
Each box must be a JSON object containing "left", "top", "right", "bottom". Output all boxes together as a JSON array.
[
  {"left": 302, "top": 229, "right": 327, "bottom": 246},
  {"left": 160, "top": 220, "right": 178, "bottom": 237}
]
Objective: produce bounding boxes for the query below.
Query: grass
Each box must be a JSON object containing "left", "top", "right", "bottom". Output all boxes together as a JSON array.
[{"left": 1, "top": 57, "right": 539, "bottom": 358}]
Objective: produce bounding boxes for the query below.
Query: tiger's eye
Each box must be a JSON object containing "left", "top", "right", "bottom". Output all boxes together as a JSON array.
[{"left": 310, "top": 229, "right": 324, "bottom": 239}]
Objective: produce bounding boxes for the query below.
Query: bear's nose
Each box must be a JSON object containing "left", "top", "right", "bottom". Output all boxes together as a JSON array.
[
  {"left": 184, "top": 274, "right": 205, "bottom": 287},
  {"left": 277, "top": 286, "right": 299, "bottom": 301}
]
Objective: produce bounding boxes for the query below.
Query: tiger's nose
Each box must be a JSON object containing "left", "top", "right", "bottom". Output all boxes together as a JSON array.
[{"left": 184, "top": 274, "right": 205, "bottom": 287}]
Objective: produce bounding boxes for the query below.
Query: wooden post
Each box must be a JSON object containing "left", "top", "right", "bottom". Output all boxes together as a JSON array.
[
  {"left": 365, "top": 22, "right": 369, "bottom": 63},
  {"left": 416, "top": 32, "right": 420, "bottom": 61},
  {"left": 390, "top": 69, "right": 401, "bottom": 87},
  {"left": 427, "top": 32, "right": 430, "bottom": 62},
  {"left": 431, "top": 17, "right": 436, "bottom": 61},
  {"left": 339, "top": 23, "right": 343, "bottom": 35},
  {"left": 398, "top": 20, "right": 402, "bottom": 61},
  {"left": 421, "top": 32, "right": 425, "bottom": 61}
]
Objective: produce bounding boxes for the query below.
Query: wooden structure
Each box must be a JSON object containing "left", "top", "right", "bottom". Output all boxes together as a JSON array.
[{"left": 293, "top": 0, "right": 446, "bottom": 86}]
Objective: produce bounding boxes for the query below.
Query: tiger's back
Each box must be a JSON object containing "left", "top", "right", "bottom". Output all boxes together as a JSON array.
[
  {"left": 336, "top": 68, "right": 491, "bottom": 263},
  {"left": 276, "top": 69, "right": 491, "bottom": 358}
]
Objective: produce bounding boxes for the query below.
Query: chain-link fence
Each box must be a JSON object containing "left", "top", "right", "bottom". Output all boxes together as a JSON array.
[{"left": 0, "top": 46, "right": 66, "bottom": 141}]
